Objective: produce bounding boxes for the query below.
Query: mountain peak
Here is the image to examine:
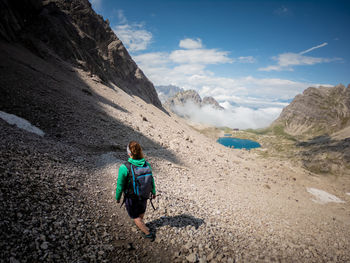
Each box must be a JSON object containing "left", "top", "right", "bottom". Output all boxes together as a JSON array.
[
  {"left": 274, "top": 84, "right": 350, "bottom": 137},
  {"left": 164, "top": 89, "right": 224, "bottom": 116}
]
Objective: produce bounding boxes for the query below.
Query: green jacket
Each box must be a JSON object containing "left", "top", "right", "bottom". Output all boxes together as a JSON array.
[{"left": 115, "top": 158, "right": 156, "bottom": 201}]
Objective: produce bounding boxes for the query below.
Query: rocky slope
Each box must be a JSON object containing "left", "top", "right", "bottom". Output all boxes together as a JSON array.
[
  {"left": 271, "top": 84, "right": 350, "bottom": 175},
  {"left": 0, "top": 0, "right": 161, "bottom": 108},
  {"left": 1, "top": 1, "right": 350, "bottom": 263},
  {"left": 273, "top": 84, "right": 350, "bottom": 138}
]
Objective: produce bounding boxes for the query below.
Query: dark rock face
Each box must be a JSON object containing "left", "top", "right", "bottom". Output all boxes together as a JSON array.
[
  {"left": 0, "top": 0, "right": 162, "bottom": 108},
  {"left": 274, "top": 84, "right": 350, "bottom": 137},
  {"left": 296, "top": 135, "right": 350, "bottom": 175}
]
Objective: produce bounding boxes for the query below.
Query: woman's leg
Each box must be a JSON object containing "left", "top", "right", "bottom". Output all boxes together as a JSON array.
[{"left": 134, "top": 216, "right": 150, "bottom": 235}]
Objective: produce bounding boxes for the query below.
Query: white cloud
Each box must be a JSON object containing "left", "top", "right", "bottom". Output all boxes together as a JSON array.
[
  {"left": 278, "top": 53, "right": 330, "bottom": 67},
  {"left": 179, "top": 38, "right": 203, "bottom": 49},
  {"left": 113, "top": 12, "right": 152, "bottom": 52},
  {"left": 238, "top": 56, "right": 256, "bottom": 63},
  {"left": 170, "top": 49, "right": 233, "bottom": 64},
  {"left": 259, "top": 43, "right": 340, "bottom": 71},
  {"left": 133, "top": 38, "right": 331, "bottom": 127},
  {"left": 114, "top": 24, "right": 152, "bottom": 52},
  {"left": 299, "top": 42, "right": 328, "bottom": 55},
  {"left": 134, "top": 52, "right": 169, "bottom": 66},
  {"left": 220, "top": 98, "right": 289, "bottom": 109},
  {"left": 172, "top": 101, "right": 282, "bottom": 129},
  {"left": 259, "top": 53, "right": 338, "bottom": 71},
  {"left": 274, "top": 6, "right": 291, "bottom": 16},
  {"left": 116, "top": 9, "right": 127, "bottom": 24},
  {"left": 258, "top": 65, "right": 285, "bottom": 72},
  {"left": 172, "top": 64, "right": 207, "bottom": 76},
  {"left": 135, "top": 49, "right": 325, "bottom": 103}
]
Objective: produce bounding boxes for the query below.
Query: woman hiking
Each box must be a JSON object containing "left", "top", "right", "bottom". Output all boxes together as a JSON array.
[{"left": 116, "top": 141, "right": 156, "bottom": 241}]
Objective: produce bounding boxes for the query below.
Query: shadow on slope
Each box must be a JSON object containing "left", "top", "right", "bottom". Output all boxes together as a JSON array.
[
  {"left": 147, "top": 214, "right": 205, "bottom": 235},
  {"left": 0, "top": 0, "right": 178, "bottom": 261},
  {"left": 0, "top": 41, "right": 179, "bottom": 166},
  {"left": 296, "top": 135, "right": 350, "bottom": 174},
  {"left": 0, "top": 41, "right": 180, "bottom": 261}
]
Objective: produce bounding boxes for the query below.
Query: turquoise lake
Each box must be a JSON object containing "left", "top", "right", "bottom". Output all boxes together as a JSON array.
[{"left": 217, "top": 137, "right": 261, "bottom": 150}]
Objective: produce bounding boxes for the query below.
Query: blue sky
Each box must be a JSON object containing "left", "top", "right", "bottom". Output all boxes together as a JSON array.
[{"left": 90, "top": 0, "right": 350, "bottom": 128}]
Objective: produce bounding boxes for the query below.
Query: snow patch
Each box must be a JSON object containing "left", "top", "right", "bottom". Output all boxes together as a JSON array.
[
  {"left": 307, "top": 188, "right": 345, "bottom": 204},
  {"left": 346, "top": 193, "right": 350, "bottom": 196},
  {"left": 0, "top": 111, "right": 45, "bottom": 137}
]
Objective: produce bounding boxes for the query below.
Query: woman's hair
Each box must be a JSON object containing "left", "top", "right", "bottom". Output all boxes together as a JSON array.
[{"left": 128, "top": 141, "right": 144, "bottom": 159}]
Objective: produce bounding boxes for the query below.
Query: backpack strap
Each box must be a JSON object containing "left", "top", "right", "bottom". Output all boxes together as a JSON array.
[
  {"left": 124, "top": 161, "right": 131, "bottom": 175},
  {"left": 149, "top": 197, "right": 157, "bottom": 211}
]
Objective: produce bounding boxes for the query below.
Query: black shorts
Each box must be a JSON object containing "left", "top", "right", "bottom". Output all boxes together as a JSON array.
[{"left": 125, "top": 197, "right": 147, "bottom": 219}]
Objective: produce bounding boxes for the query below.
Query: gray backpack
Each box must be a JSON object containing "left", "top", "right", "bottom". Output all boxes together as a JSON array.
[{"left": 124, "top": 161, "right": 153, "bottom": 200}]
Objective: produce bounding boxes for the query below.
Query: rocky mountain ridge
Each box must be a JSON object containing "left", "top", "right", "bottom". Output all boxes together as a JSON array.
[
  {"left": 270, "top": 84, "right": 350, "bottom": 175},
  {"left": 0, "top": 0, "right": 161, "bottom": 108},
  {"left": 273, "top": 84, "right": 350, "bottom": 138}
]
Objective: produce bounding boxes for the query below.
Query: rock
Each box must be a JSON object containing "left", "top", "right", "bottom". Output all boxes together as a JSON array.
[
  {"left": 9, "top": 258, "right": 20, "bottom": 263},
  {"left": 186, "top": 253, "right": 197, "bottom": 263},
  {"left": 40, "top": 242, "right": 49, "bottom": 250},
  {"left": 127, "top": 243, "right": 134, "bottom": 251},
  {"left": 207, "top": 251, "right": 216, "bottom": 261},
  {"left": 183, "top": 242, "right": 193, "bottom": 251},
  {"left": 216, "top": 253, "right": 223, "bottom": 261}
]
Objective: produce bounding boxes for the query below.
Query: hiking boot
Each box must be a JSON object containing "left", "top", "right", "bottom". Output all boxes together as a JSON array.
[{"left": 144, "top": 233, "right": 155, "bottom": 242}]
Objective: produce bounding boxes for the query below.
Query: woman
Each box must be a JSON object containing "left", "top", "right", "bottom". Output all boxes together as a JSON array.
[{"left": 116, "top": 141, "right": 156, "bottom": 241}]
